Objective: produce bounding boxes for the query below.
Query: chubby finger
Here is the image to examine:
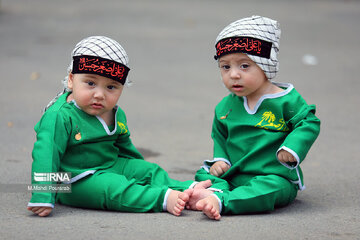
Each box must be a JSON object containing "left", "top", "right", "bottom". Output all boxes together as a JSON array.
[
  {"left": 34, "top": 207, "right": 46, "bottom": 214},
  {"left": 210, "top": 168, "right": 219, "bottom": 177},
  {"left": 210, "top": 166, "right": 219, "bottom": 176},
  {"left": 30, "top": 207, "right": 40, "bottom": 213},
  {"left": 38, "top": 208, "right": 52, "bottom": 217},
  {"left": 220, "top": 163, "right": 230, "bottom": 171}
]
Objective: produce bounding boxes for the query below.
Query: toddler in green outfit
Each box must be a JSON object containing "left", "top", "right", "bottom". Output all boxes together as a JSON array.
[
  {"left": 27, "top": 36, "right": 210, "bottom": 217},
  {"left": 187, "top": 16, "right": 320, "bottom": 220}
]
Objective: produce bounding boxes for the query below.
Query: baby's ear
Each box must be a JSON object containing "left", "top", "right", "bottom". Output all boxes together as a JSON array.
[{"left": 67, "top": 73, "right": 74, "bottom": 90}]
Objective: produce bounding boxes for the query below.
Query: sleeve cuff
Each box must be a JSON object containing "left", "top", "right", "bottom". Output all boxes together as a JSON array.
[
  {"left": 201, "top": 158, "right": 231, "bottom": 172},
  {"left": 162, "top": 189, "right": 172, "bottom": 211},
  {"left": 27, "top": 202, "right": 54, "bottom": 209},
  {"left": 276, "top": 146, "right": 300, "bottom": 169}
]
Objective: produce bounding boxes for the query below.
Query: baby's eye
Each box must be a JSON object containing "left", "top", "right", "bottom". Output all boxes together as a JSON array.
[
  {"left": 87, "top": 81, "right": 95, "bottom": 86},
  {"left": 220, "top": 65, "right": 230, "bottom": 70},
  {"left": 240, "top": 64, "right": 250, "bottom": 69},
  {"left": 107, "top": 85, "right": 118, "bottom": 90}
]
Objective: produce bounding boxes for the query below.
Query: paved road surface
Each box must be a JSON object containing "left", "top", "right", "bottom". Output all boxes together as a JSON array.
[{"left": 0, "top": 0, "right": 359, "bottom": 239}]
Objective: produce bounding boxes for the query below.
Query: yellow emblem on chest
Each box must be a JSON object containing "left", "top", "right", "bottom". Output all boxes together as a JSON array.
[
  {"left": 255, "top": 111, "right": 289, "bottom": 132},
  {"left": 117, "top": 122, "right": 128, "bottom": 134}
]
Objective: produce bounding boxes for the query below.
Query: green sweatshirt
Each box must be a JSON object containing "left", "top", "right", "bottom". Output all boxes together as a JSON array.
[
  {"left": 202, "top": 83, "right": 320, "bottom": 190},
  {"left": 28, "top": 92, "right": 143, "bottom": 208}
]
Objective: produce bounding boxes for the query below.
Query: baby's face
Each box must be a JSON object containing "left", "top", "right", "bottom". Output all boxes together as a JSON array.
[
  {"left": 67, "top": 73, "right": 124, "bottom": 119},
  {"left": 218, "top": 53, "right": 267, "bottom": 98}
]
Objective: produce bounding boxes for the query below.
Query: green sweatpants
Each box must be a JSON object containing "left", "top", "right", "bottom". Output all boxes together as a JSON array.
[
  {"left": 195, "top": 168, "right": 298, "bottom": 214},
  {"left": 57, "top": 158, "right": 194, "bottom": 212}
]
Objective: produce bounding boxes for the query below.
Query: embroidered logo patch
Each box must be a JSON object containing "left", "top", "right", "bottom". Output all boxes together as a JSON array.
[
  {"left": 117, "top": 122, "right": 128, "bottom": 134},
  {"left": 255, "top": 111, "right": 289, "bottom": 132}
]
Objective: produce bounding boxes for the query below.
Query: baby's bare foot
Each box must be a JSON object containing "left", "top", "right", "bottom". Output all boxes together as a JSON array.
[
  {"left": 196, "top": 195, "right": 221, "bottom": 220},
  {"left": 166, "top": 190, "right": 191, "bottom": 216},
  {"left": 185, "top": 180, "right": 213, "bottom": 210},
  {"left": 187, "top": 188, "right": 213, "bottom": 210}
]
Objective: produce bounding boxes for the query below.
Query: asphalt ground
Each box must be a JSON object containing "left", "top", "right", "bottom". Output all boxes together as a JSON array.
[{"left": 0, "top": 0, "right": 359, "bottom": 239}]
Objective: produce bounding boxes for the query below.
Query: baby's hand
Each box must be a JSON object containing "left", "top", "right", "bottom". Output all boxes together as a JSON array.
[
  {"left": 27, "top": 206, "right": 52, "bottom": 217},
  {"left": 210, "top": 161, "right": 230, "bottom": 177},
  {"left": 277, "top": 149, "right": 297, "bottom": 164}
]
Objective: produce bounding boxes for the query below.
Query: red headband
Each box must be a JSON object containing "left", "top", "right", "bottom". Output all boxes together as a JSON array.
[
  {"left": 72, "top": 55, "right": 130, "bottom": 85},
  {"left": 214, "top": 37, "right": 272, "bottom": 60}
]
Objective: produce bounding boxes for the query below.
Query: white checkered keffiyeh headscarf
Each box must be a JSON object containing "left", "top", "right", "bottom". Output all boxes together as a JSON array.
[
  {"left": 45, "top": 36, "right": 130, "bottom": 111},
  {"left": 215, "top": 16, "right": 281, "bottom": 80}
]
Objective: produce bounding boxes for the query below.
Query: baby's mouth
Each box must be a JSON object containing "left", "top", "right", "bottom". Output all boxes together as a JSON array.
[
  {"left": 232, "top": 84, "right": 244, "bottom": 91},
  {"left": 91, "top": 103, "right": 104, "bottom": 109}
]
